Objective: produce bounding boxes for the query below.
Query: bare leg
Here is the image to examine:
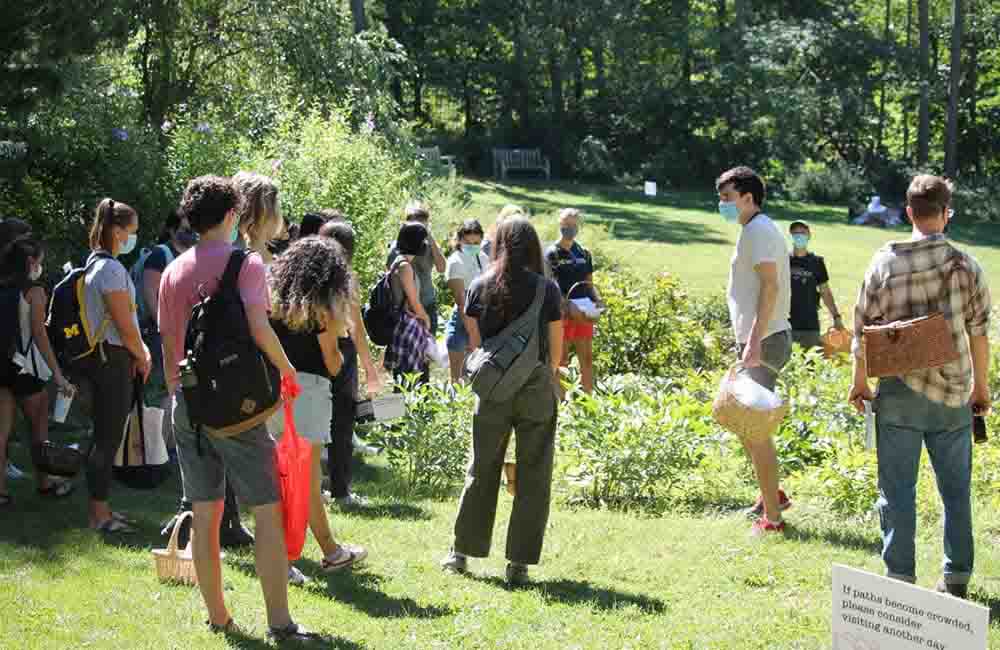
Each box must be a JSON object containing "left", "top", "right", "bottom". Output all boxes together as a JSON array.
[
  {"left": 307, "top": 444, "right": 339, "bottom": 557},
  {"left": 0, "top": 389, "right": 13, "bottom": 496},
  {"left": 21, "top": 391, "right": 51, "bottom": 491},
  {"left": 252, "top": 502, "right": 292, "bottom": 629},
  {"left": 448, "top": 351, "right": 465, "bottom": 384},
  {"left": 192, "top": 500, "right": 229, "bottom": 626},
  {"left": 576, "top": 338, "right": 594, "bottom": 394},
  {"left": 745, "top": 436, "right": 781, "bottom": 522}
]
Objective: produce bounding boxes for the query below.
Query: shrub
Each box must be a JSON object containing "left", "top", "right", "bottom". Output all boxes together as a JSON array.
[
  {"left": 557, "top": 373, "right": 717, "bottom": 511},
  {"left": 575, "top": 135, "right": 616, "bottom": 182},
  {"left": 593, "top": 272, "right": 728, "bottom": 379},
  {"left": 787, "top": 160, "right": 870, "bottom": 205},
  {"left": 951, "top": 175, "right": 1000, "bottom": 224},
  {"left": 366, "top": 379, "right": 473, "bottom": 496}
]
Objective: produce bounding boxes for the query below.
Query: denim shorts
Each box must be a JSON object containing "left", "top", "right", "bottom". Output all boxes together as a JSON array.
[
  {"left": 173, "top": 392, "right": 280, "bottom": 507},
  {"left": 445, "top": 308, "right": 469, "bottom": 353},
  {"left": 266, "top": 372, "right": 332, "bottom": 444}
]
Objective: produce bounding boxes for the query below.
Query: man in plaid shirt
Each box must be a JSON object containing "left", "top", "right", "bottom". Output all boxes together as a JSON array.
[{"left": 849, "top": 175, "right": 991, "bottom": 599}]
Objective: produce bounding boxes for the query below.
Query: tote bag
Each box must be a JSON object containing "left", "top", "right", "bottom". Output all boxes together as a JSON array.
[
  {"left": 114, "top": 379, "right": 171, "bottom": 490},
  {"left": 275, "top": 376, "right": 311, "bottom": 561}
]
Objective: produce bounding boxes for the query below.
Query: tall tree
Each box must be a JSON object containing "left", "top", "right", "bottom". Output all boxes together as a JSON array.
[
  {"left": 351, "top": 0, "right": 367, "bottom": 33},
  {"left": 943, "top": 0, "right": 963, "bottom": 176},
  {"left": 917, "top": 0, "right": 930, "bottom": 166},
  {"left": 876, "top": 0, "right": 892, "bottom": 154}
]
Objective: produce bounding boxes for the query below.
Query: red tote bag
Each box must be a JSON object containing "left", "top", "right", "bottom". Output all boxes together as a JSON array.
[{"left": 275, "top": 377, "right": 311, "bottom": 561}]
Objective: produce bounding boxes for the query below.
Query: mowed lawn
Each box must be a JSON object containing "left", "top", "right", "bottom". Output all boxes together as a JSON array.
[
  {"left": 462, "top": 179, "right": 1000, "bottom": 329},
  {"left": 3, "top": 179, "right": 1000, "bottom": 649}
]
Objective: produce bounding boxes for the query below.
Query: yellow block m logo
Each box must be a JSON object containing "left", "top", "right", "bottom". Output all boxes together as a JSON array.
[{"left": 63, "top": 324, "right": 80, "bottom": 338}]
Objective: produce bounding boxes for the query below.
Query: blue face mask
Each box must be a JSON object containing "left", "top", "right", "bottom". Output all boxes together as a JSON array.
[
  {"left": 718, "top": 201, "right": 740, "bottom": 224},
  {"left": 462, "top": 243, "right": 481, "bottom": 257},
  {"left": 229, "top": 221, "right": 240, "bottom": 244},
  {"left": 119, "top": 233, "right": 138, "bottom": 256},
  {"left": 791, "top": 233, "right": 810, "bottom": 250}
]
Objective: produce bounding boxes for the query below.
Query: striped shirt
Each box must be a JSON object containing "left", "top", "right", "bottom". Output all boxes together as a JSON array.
[{"left": 852, "top": 233, "right": 991, "bottom": 407}]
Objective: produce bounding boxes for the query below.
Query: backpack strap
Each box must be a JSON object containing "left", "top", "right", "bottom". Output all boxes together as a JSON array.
[
  {"left": 81, "top": 252, "right": 116, "bottom": 361},
  {"left": 220, "top": 249, "right": 249, "bottom": 293}
]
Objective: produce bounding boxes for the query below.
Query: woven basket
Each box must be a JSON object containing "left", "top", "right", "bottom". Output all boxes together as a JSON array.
[
  {"left": 821, "top": 327, "right": 852, "bottom": 359},
  {"left": 712, "top": 364, "right": 788, "bottom": 443},
  {"left": 863, "top": 312, "right": 959, "bottom": 378},
  {"left": 151, "top": 511, "right": 199, "bottom": 585}
]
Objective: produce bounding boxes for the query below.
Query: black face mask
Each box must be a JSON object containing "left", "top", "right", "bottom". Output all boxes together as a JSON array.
[
  {"left": 266, "top": 238, "right": 291, "bottom": 256},
  {"left": 175, "top": 227, "right": 199, "bottom": 248}
]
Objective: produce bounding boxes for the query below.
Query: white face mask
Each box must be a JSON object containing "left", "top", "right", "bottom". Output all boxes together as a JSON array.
[{"left": 29, "top": 264, "right": 43, "bottom": 281}]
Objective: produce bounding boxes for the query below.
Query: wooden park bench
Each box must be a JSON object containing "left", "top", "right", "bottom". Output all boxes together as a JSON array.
[
  {"left": 417, "top": 146, "right": 456, "bottom": 176},
  {"left": 492, "top": 148, "right": 551, "bottom": 181}
]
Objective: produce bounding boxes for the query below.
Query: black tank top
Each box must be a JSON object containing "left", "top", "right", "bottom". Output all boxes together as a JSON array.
[{"left": 270, "top": 319, "right": 329, "bottom": 378}]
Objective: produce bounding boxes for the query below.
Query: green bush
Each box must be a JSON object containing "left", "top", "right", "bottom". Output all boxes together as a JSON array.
[
  {"left": 593, "top": 272, "right": 728, "bottom": 379},
  {"left": 787, "top": 160, "right": 870, "bottom": 205},
  {"left": 575, "top": 135, "right": 616, "bottom": 182},
  {"left": 367, "top": 379, "right": 473, "bottom": 497}
]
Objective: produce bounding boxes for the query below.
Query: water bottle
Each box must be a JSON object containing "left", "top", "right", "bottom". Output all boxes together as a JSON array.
[{"left": 863, "top": 400, "right": 876, "bottom": 450}]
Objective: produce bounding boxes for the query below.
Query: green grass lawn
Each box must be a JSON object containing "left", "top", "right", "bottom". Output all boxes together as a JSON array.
[
  {"left": 3, "top": 179, "right": 1000, "bottom": 649},
  {"left": 461, "top": 179, "right": 1000, "bottom": 331}
]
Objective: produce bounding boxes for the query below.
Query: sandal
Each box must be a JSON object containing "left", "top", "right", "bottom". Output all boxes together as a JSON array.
[
  {"left": 37, "top": 480, "right": 75, "bottom": 498},
  {"left": 321, "top": 544, "right": 368, "bottom": 572},
  {"left": 0, "top": 493, "right": 11, "bottom": 507},
  {"left": 266, "top": 622, "right": 331, "bottom": 644},
  {"left": 94, "top": 518, "right": 136, "bottom": 535},
  {"left": 111, "top": 511, "right": 137, "bottom": 524}
]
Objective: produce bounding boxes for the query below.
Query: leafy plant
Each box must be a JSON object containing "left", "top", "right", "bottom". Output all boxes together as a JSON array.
[{"left": 786, "top": 160, "right": 871, "bottom": 205}]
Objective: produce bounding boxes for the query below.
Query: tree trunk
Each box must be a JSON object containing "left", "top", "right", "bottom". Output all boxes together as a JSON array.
[
  {"left": 943, "top": 0, "right": 963, "bottom": 177},
  {"left": 967, "top": 8, "right": 980, "bottom": 174},
  {"left": 903, "top": 0, "right": 912, "bottom": 160},
  {"left": 876, "top": 0, "right": 892, "bottom": 154},
  {"left": 673, "top": 0, "right": 692, "bottom": 85},
  {"left": 917, "top": 0, "right": 930, "bottom": 166},
  {"left": 716, "top": 0, "right": 728, "bottom": 64},
  {"left": 593, "top": 40, "right": 606, "bottom": 95},
  {"left": 549, "top": 46, "right": 565, "bottom": 175},
  {"left": 350, "top": 0, "right": 366, "bottom": 34},
  {"left": 386, "top": 0, "right": 403, "bottom": 104}
]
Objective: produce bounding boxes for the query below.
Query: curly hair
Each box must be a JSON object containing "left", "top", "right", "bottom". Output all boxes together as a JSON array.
[
  {"left": 179, "top": 175, "right": 241, "bottom": 234},
  {"left": 269, "top": 235, "right": 353, "bottom": 335},
  {"left": 232, "top": 171, "right": 280, "bottom": 249}
]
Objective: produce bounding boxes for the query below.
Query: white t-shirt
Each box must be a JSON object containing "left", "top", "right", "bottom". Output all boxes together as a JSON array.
[
  {"left": 445, "top": 249, "right": 489, "bottom": 289},
  {"left": 727, "top": 213, "right": 792, "bottom": 344}
]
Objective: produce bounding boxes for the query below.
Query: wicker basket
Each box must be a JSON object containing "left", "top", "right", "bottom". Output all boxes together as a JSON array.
[
  {"left": 151, "top": 511, "right": 199, "bottom": 585},
  {"left": 712, "top": 364, "right": 788, "bottom": 443},
  {"left": 821, "top": 327, "right": 852, "bottom": 359},
  {"left": 862, "top": 312, "right": 959, "bottom": 378}
]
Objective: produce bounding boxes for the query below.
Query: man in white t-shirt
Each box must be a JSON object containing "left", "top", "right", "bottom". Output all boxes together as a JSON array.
[{"left": 717, "top": 166, "right": 793, "bottom": 535}]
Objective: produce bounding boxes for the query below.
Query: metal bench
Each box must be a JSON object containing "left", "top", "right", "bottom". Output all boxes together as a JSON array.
[{"left": 492, "top": 148, "right": 551, "bottom": 181}]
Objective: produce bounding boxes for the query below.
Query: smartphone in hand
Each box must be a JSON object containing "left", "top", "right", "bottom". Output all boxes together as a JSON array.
[{"left": 973, "top": 414, "right": 988, "bottom": 444}]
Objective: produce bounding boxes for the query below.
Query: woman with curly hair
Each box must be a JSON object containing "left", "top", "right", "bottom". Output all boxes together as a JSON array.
[{"left": 267, "top": 236, "right": 368, "bottom": 579}]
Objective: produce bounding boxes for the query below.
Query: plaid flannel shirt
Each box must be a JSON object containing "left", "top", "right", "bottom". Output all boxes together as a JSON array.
[
  {"left": 386, "top": 310, "right": 431, "bottom": 375},
  {"left": 852, "top": 234, "right": 991, "bottom": 407}
]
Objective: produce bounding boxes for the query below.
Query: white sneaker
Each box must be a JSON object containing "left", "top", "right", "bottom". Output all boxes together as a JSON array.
[
  {"left": 288, "top": 565, "right": 309, "bottom": 586},
  {"left": 336, "top": 493, "right": 369, "bottom": 508},
  {"left": 6, "top": 462, "right": 26, "bottom": 480},
  {"left": 322, "top": 490, "right": 332, "bottom": 505},
  {"left": 352, "top": 434, "right": 381, "bottom": 456}
]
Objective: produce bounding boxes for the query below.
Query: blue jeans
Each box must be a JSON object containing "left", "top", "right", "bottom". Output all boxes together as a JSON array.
[{"left": 875, "top": 377, "right": 973, "bottom": 585}]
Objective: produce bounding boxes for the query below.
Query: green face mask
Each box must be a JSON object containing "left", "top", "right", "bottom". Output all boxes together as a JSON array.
[{"left": 462, "top": 243, "right": 481, "bottom": 257}]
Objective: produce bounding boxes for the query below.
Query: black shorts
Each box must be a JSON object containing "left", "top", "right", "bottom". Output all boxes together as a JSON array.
[{"left": 0, "top": 360, "right": 47, "bottom": 398}]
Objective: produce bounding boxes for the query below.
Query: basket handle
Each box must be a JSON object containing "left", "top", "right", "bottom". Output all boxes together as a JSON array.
[
  {"left": 166, "top": 510, "right": 195, "bottom": 556},
  {"left": 731, "top": 360, "right": 780, "bottom": 374}
]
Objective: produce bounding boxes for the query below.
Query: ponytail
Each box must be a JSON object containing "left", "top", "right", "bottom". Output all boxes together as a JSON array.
[{"left": 89, "top": 198, "right": 137, "bottom": 251}]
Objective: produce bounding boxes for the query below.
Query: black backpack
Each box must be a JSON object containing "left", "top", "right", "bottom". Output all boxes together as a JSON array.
[
  {"left": 46, "top": 252, "right": 114, "bottom": 365},
  {"left": 363, "top": 260, "right": 403, "bottom": 347},
  {"left": 181, "top": 249, "right": 281, "bottom": 437}
]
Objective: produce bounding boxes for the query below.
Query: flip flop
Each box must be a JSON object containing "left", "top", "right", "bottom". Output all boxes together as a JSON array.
[
  {"left": 321, "top": 544, "right": 368, "bottom": 572},
  {"left": 37, "top": 480, "right": 75, "bottom": 498},
  {"left": 111, "top": 511, "right": 137, "bottom": 524},
  {"left": 94, "top": 518, "right": 136, "bottom": 535}
]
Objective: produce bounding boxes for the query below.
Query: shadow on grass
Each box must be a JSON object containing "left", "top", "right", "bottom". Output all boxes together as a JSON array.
[
  {"left": 784, "top": 524, "right": 882, "bottom": 555},
  {"left": 222, "top": 627, "right": 365, "bottom": 650},
  {"left": 336, "top": 502, "right": 432, "bottom": 522},
  {"left": 470, "top": 574, "right": 667, "bottom": 614}
]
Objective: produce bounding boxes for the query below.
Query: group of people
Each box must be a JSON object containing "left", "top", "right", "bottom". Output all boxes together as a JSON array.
[
  {"left": 719, "top": 167, "right": 991, "bottom": 600},
  {"left": 0, "top": 163, "right": 989, "bottom": 644}
]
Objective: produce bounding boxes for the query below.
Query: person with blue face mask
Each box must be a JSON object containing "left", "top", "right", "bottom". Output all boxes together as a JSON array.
[
  {"left": 69, "top": 197, "right": 151, "bottom": 535},
  {"left": 788, "top": 220, "right": 844, "bottom": 351},
  {"left": 444, "top": 219, "right": 489, "bottom": 383},
  {"left": 716, "top": 166, "right": 793, "bottom": 536}
]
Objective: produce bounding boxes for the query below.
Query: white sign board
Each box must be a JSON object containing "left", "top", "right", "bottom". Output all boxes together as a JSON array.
[
  {"left": 832, "top": 564, "right": 988, "bottom": 650},
  {"left": 644, "top": 181, "right": 657, "bottom": 197}
]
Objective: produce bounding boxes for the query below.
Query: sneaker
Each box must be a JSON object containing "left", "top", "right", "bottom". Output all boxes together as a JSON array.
[
  {"left": 266, "top": 622, "right": 331, "bottom": 644},
  {"left": 336, "top": 493, "right": 369, "bottom": 508},
  {"left": 207, "top": 618, "right": 243, "bottom": 635},
  {"left": 746, "top": 489, "right": 792, "bottom": 519},
  {"left": 322, "top": 490, "right": 332, "bottom": 505},
  {"left": 751, "top": 518, "right": 786, "bottom": 536},
  {"left": 440, "top": 550, "right": 468, "bottom": 574},
  {"left": 288, "top": 565, "right": 310, "bottom": 586},
  {"left": 505, "top": 562, "right": 530, "bottom": 586},
  {"left": 935, "top": 578, "right": 968, "bottom": 599},
  {"left": 5, "top": 462, "right": 26, "bottom": 480}
]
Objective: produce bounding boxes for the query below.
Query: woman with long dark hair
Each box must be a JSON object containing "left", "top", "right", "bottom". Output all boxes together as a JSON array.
[{"left": 441, "top": 217, "right": 563, "bottom": 585}]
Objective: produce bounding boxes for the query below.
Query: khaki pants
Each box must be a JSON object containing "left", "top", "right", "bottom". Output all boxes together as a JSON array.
[{"left": 452, "top": 365, "right": 558, "bottom": 565}]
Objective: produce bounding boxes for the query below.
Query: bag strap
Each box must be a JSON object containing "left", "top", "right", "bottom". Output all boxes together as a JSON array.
[
  {"left": 489, "top": 276, "right": 547, "bottom": 343},
  {"left": 132, "top": 376, "right": 146, "bottom": 465},
  {"left": 220, "top": 249, "right": 249, "bottom": 294},
  {"left": 81, "top": 252, "right": 115, "bottom": 354}
]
